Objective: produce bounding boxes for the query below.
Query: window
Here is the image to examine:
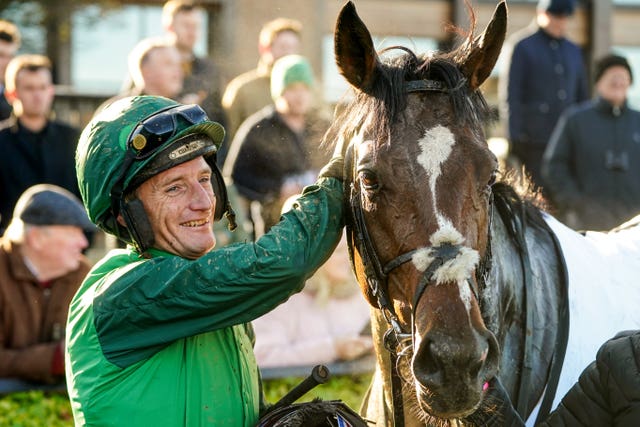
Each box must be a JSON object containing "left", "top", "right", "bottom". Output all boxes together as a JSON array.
[{"left": 71, "top": 5, "right": 207, "bottom": 94}]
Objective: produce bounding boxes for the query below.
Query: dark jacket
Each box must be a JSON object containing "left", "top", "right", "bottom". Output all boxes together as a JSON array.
[
  {"left": 225, "top": 105, "right": 330, "bottom": 232},
  {"left": 0, "top": 117, "right": 81, "bottom": 234},
  {"left": 502, "top": 23, "right": 589, "bottom": 148},
  {"left": 540, "top": 330, "right": 640, "bottom": 426},
  {"left": 181, "top": 55, "right": 227, "bottom": 131},
  {"left": 0, "top": 238, "right": 90, "bottom": 383},
  {"left": 500, "top": 22, "right": 589, "bottom": 188},
  {"left": 542, "top": 97, "right": 640, "bottom": 230},
  {"left": 0, "top": 92, "right": 11, "bottom": 121},
  {"left": 477, "top": 331, "right": 640, "bottom": 427}
]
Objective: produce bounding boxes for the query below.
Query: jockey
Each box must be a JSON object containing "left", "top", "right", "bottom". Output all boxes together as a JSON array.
[{"left": 65, "top": 95, "right": 347, "bottom": 426}]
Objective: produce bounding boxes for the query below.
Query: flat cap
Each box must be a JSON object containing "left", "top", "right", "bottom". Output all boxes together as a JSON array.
[
  {"left": 13, "top": 184, "right": 95, "bottom": 231},
  {"left": 537, "top": 0, "right": 575, "bottom": 16}
]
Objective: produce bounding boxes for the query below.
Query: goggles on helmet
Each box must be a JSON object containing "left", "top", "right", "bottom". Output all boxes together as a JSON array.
[
  {"left": 109, "top": 104, "right": 212, "bottom": 217},
  {"left": 127, "top": 104, "right": 209, "bottom": 159}
]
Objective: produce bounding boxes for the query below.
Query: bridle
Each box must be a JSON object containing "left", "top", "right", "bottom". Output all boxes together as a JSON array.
[
  {"left": 344, "top": 82, "right": 569, "bottom": 423},
  {"left": 343, "top": 78, "right": 493, "bottom": 426}
]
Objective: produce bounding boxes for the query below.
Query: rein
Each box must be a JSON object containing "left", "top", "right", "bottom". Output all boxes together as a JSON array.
[
  {"left": 492, "top": 193, "right": 570, "bottom": 422},
  {"left": 343, "top": 78, "right": 488, "bottom": 426}
]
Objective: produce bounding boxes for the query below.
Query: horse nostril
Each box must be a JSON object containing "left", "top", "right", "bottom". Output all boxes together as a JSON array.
[
  {"left": 413, "top": 332, "right": 500, "bottom": 391},
  {"left": 479, "top": 331, "right": 500, "bottom": 379},
  {"left": 412, "top": 339, "right": 444, "bottom": 387}
]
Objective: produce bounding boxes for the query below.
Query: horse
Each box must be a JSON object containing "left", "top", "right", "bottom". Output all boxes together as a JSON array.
[{"left": 326, "top": 2, "right": 640, "bottom": 426}]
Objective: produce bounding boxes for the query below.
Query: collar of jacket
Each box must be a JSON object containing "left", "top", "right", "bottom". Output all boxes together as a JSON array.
[
  {"left": 1, "top": 239, "right": 39, "bottom": 283},
  {"left": 595, "top": 96, "right": 629, "bottom": 117},
  {"left": 6, "top": 115, "right": 52, "bottom": 135},
  {"left": 537, "top": 26, "right": 565, "bottom": 43}
]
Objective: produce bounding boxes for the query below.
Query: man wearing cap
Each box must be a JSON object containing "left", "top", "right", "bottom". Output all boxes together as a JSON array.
[
  {"left": 66, "top": 95, "right": 344, "bottom": 425},
  {"left": 0, "top": 184, "right": 92, "bottom": 392},
  {"left": 499, "top": 0, "right": 589, "bottom": 191},
  {"left": 542, "top": 54, "right": 640, "bottom": 231},
  {"left": 224, "top": 54, "right": 330, "bottom": 237}
]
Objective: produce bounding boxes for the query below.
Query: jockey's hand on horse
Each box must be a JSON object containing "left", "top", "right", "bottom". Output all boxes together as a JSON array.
[
  {"left": 318, "top": 137, "right": 348, "bottom": 181},
  {"left": 464, "top": 377, "right": 525, "bottom": 427}
]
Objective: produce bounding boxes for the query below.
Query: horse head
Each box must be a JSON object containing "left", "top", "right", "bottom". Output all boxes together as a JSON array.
[{"left": 330, "top": 1, "right": 508, "bottom": 421}]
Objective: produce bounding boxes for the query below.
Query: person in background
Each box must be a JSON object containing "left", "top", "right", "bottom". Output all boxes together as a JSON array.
[
  {"left": 97, "top": 37, "right": 184, "bottom": 115},
  {"left": 252, "top": 231, "right": 372, "bottom": 368},
  {"left": 499, "top": 0, "right": 588, "bottom": 191},
  {"left": 0, "top": 184, "right": 92, "bottom": 393},
  {"left": 0, "top": 19, "right": 20, "bottom": 121},
  {"left": 162, "top": 0, "right": 227, "bottom": 127},
  {"left": 542, "top": 54, "right": 640, "bottom": 231},
  {"left": 220, "top": 17, "right": 302, "bottom": 164},
  {"left": 224, "top": 54, "right": 331, "bottom": 237},
  {"left": 65, "top": 95, "right": 345, "bottom": 426},
  {"left": 0, "top": 54, "right": 81, "bottom": 235},
  {"left": 128, "top": 37, "right": 184, "bottom": 100}
]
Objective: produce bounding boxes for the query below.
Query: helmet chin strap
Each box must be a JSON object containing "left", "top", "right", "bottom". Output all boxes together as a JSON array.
[{"left": 120, "top": 197, "right": 155, "bottom": 255}]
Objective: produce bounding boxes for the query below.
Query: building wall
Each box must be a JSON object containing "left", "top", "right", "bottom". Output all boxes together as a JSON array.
[{"left": 53, "top": 0, "right": 640, "bottom": 130}]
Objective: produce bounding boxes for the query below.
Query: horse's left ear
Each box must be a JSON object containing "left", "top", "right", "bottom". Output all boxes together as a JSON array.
[
  {"left": 458, "top": 1, "right": 508, "bottom": 91},
  {"left": 334, "top": 1, "right": 381, "bottom": 93}
]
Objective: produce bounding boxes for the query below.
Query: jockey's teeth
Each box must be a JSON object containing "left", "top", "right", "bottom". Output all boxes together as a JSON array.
[{"left": 183, "top": 219, "right": 208, "bottom": 227}]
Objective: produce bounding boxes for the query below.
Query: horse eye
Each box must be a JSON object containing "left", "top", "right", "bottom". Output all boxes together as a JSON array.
[{"left": 358, "top": 170, "right": 379, "bottom": 190}]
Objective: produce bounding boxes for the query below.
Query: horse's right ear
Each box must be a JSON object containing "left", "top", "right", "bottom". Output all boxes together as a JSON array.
[{"left": 334, "top": 1, "right": 381, "bottom": 93}]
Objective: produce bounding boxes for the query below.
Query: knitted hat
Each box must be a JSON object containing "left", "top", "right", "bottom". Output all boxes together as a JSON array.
[
  {"left": 13, "top": 184, "right": 95, "bottom": 231},
  {"left": 270, "top": 54, "right": 314, "bottom": 100},
  {"left": 537, "top": 0, "right": 575, "bottom": 16},
  {"left": 594, "top": 54, "right": 633, "bottom": 83}
]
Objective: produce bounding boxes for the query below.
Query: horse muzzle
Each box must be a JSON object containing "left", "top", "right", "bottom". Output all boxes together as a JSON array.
[{"left": 411, "top": 326, "right": 500, "bottom": 418}]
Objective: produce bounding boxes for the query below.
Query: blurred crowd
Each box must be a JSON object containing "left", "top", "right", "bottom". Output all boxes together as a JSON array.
[
  {"left": 1, "top": 0, "right": 640, "bottom": 398},
  {"left": 0, "top": 0, "right": 369, "bottom": 395}
]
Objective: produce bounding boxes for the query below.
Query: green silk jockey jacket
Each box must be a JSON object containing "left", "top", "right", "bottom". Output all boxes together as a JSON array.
[{"left": 65, "top": 178, "right": 344, "bottom": 426}]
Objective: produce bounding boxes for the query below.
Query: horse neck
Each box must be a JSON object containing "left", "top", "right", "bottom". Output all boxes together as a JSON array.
[{"left": 487, "top": 204, "right": 561, "bottom": 412}]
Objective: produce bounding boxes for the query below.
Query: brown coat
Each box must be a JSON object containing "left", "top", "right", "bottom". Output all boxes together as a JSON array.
[{"left": 0, "top": 238, "right": 90, "bottom": 383}]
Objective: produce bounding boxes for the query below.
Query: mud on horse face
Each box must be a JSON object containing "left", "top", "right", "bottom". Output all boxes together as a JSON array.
[{"left": 332, "top": 1, "right": 508, "bottom": 422}]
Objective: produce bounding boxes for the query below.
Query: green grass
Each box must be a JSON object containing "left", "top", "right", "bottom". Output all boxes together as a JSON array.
[
  {"left": 0, "top": 374, "right": 372, "bottom": 426},
  {"left": 0, "top": 391, "right": 73, "bottom": 427}
]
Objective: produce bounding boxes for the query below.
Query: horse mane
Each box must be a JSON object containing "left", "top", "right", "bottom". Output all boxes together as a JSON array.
[
  {"left": 492, "top": 178, "right": 551, "bottom": 246},
  {"left": 323, "top": 44, "right": 493, "bottom": 151}
]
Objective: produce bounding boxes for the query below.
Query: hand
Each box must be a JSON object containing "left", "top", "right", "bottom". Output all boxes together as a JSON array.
[
  {"left": 318, "top": 136, "right": 348, "bottom": 180},
  {"left": 51, "top": 340, "right": 65, "bottom": 376}
]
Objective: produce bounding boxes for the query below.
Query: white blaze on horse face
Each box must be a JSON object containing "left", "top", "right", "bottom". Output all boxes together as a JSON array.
[{"left": 412, "top": 125, "right": 480, "bottom": 312}]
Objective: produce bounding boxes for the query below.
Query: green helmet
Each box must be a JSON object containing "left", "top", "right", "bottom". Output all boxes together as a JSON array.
[{"left": 76, "top": 95, "right": 234, "bottom": 252}]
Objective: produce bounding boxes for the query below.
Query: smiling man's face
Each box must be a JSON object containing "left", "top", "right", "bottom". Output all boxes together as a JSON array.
[{"left": 136, "top": 155, "right": 216, "bottom": 259}]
